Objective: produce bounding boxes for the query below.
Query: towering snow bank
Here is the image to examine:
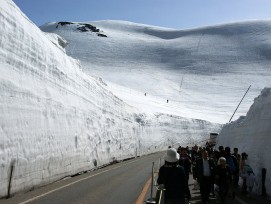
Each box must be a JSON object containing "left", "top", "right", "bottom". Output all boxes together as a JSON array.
[
  {"left": 0, "top": 0, "right": 220, "bottom": 197},
  {"left": 216, "top": 87, "right": 271, "bottom": 196},
  {"left": 0, "top": 0, "right": 141, "bottom": 197}
]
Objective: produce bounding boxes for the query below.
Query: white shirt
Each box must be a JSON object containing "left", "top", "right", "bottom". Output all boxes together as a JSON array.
[
  {"left": 246, "top": 173, "right": 256, "bottom": 187},
  {"left": 203, "top": 159, "right": 211, "bottom": 177}
]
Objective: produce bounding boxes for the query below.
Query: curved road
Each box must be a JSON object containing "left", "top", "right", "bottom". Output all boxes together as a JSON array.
[
  {"left": 2, "top": 152, "right": 164, "bottom": 204},
  {"left": 4, "top": 151, "right": 269, "bottom": 204}
]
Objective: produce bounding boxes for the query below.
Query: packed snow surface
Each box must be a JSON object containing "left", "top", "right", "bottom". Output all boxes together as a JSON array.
[
  {"left": 0, "top": 0, "right": 221, "bottom": 197},
  {"left": 0, "top": 0, "right": 271, "bottom": 198},
  {"left": 40, "top": 19, "right": 271, "bottom": 124},
  {"left": 216, "top": 88, "right": 271, "bottom": 195},
  {"left": 40, "top": 19, "right": 271, "bottom": 196}
]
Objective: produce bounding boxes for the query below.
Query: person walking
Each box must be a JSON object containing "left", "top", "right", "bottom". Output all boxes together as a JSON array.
[
  {"left": 178, "top": 147, "right": 192, "bottom": 182},
  {"left": 215, "top": 157, "right": 233, "bottom": 204},
  {"left": 157, "top": 148, "right": 191, "bottom": 204},
  {"left": 216, "top": 146, "right": 226, "bottom": 162},
  {"left": 246, "top": 168, "right": 258, "bottom": 198},
  {"left": 194, "top": 150, "right": 216, "bottom": 204},
  {"left": 232, "top": 147, "right": 241, "bottom": 187},
  {"left": 240, "top": 152, "right": 249, "bottom": 194},
  {"left": 224, "top": 147, "right": 238, "bottom": 198}
]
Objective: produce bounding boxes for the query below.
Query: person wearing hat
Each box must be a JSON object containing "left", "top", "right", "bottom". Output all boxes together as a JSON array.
[{"left": 157, "top": 148, "right": 191, "bottom": 204}]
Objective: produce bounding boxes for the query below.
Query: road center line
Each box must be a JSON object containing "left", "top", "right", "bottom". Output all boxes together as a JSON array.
[
  {"left": 136, "top": 177, "right": 152, "bottom": 204},
  {"left": 136, "top": 172, "right": 158, "bottom": 204},
  {"left": 19, "top": 156, "right": 154, "bottom": 204}
]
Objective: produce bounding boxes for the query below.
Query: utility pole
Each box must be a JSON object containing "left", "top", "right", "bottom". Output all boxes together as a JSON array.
[{"left": 229, "top": 85, "right": 251, "bottom": 123}]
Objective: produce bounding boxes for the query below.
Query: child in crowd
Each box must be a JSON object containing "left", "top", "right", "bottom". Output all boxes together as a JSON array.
[{"left": 246, "top": 169, "right": 258, "bottom": 198}]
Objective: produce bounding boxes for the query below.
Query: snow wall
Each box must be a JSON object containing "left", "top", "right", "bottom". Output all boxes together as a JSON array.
[
  {"left": 216, "top": 87, "right": 271, "bottom": 196},
  {"left": 0, "top": 0, "right": 221, "bottom": 197}
]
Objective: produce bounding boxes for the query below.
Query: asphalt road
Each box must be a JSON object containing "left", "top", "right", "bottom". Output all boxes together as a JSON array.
[
  {"left": 150, "top": 172, "right": 271, "bottom": 204},
  {"left": 2, "top": 152, "right": 270, "bottom": 204},
  {"left": 1, "top": 152, "right": 164, "bottom": 204}
]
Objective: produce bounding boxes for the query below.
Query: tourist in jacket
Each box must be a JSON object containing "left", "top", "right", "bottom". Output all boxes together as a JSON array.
[
  {"left": 194, "top": 150, "right": 216, "bottom": 204},
  {"left": 157, "top": 148, "right": 191, "bottom": 204}
]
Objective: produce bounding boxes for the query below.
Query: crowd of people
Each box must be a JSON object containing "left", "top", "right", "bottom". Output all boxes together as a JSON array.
[{"left": 157, "top": 143, "right": 257, "bottom": 204}]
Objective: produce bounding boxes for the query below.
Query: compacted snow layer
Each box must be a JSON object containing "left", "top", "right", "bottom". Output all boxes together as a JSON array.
[
  {"left": 216, "top": 87, "right": 271, "bottom": 195},
  {"left": 0, "top": 1, "right": 220, "bottom": 197},
  {"left": 40, "top": 20, "right": 271, "bottom": 124}
]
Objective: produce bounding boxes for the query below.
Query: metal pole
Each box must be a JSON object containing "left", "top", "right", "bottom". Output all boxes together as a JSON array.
[
  {"left": 150, "top": 162, "right": 154, "bottom": 201},
  {"left": 262, "top": 168, "right": 267, "bottom": 197},
  {"left": 7, "top": 159, "right": 15, "bottom": 198},
  {"left": 146, "top": 162, "right": 156, "bottom": 203},
  {"left": 157, "top": 190, "right": 163, "bottom": 204},
  {"left": 229, "top": 85, "right": 251, "bottom": 123}
]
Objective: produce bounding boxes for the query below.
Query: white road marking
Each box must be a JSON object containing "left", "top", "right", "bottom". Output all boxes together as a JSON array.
[{"left": 19, "top": 155, "right": 156, "bottom": 204}]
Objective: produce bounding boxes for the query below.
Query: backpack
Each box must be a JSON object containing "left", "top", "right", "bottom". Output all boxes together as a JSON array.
[
  {"left": 226, "top": 156, "right": 236, "bottom": 173},
  {"left": 244, "top": 165, "right": 254, "bottom": 174}
]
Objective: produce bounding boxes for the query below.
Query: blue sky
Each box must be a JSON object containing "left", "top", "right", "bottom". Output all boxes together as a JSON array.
[{"left": 13, "top": 0, "right": 271, "bottom": 29}]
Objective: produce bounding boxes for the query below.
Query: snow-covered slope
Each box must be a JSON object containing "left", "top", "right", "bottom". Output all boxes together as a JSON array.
[
  {"left": 216, "top": 87, "right": 271, "bottom": 195},
  {"left": 0, "top": 0, "right": 220, "bottom": 197},
  {"left": 40, "top": 20, "right": 271, "bottom": 124}
]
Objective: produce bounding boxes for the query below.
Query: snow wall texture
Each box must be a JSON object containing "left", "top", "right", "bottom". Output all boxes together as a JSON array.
[
  {"left": 216, "top": 87, "right": 271, "bottom": 196},
  {"left": 0, "top": 0, "right": 220, "bottom": 197}
]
